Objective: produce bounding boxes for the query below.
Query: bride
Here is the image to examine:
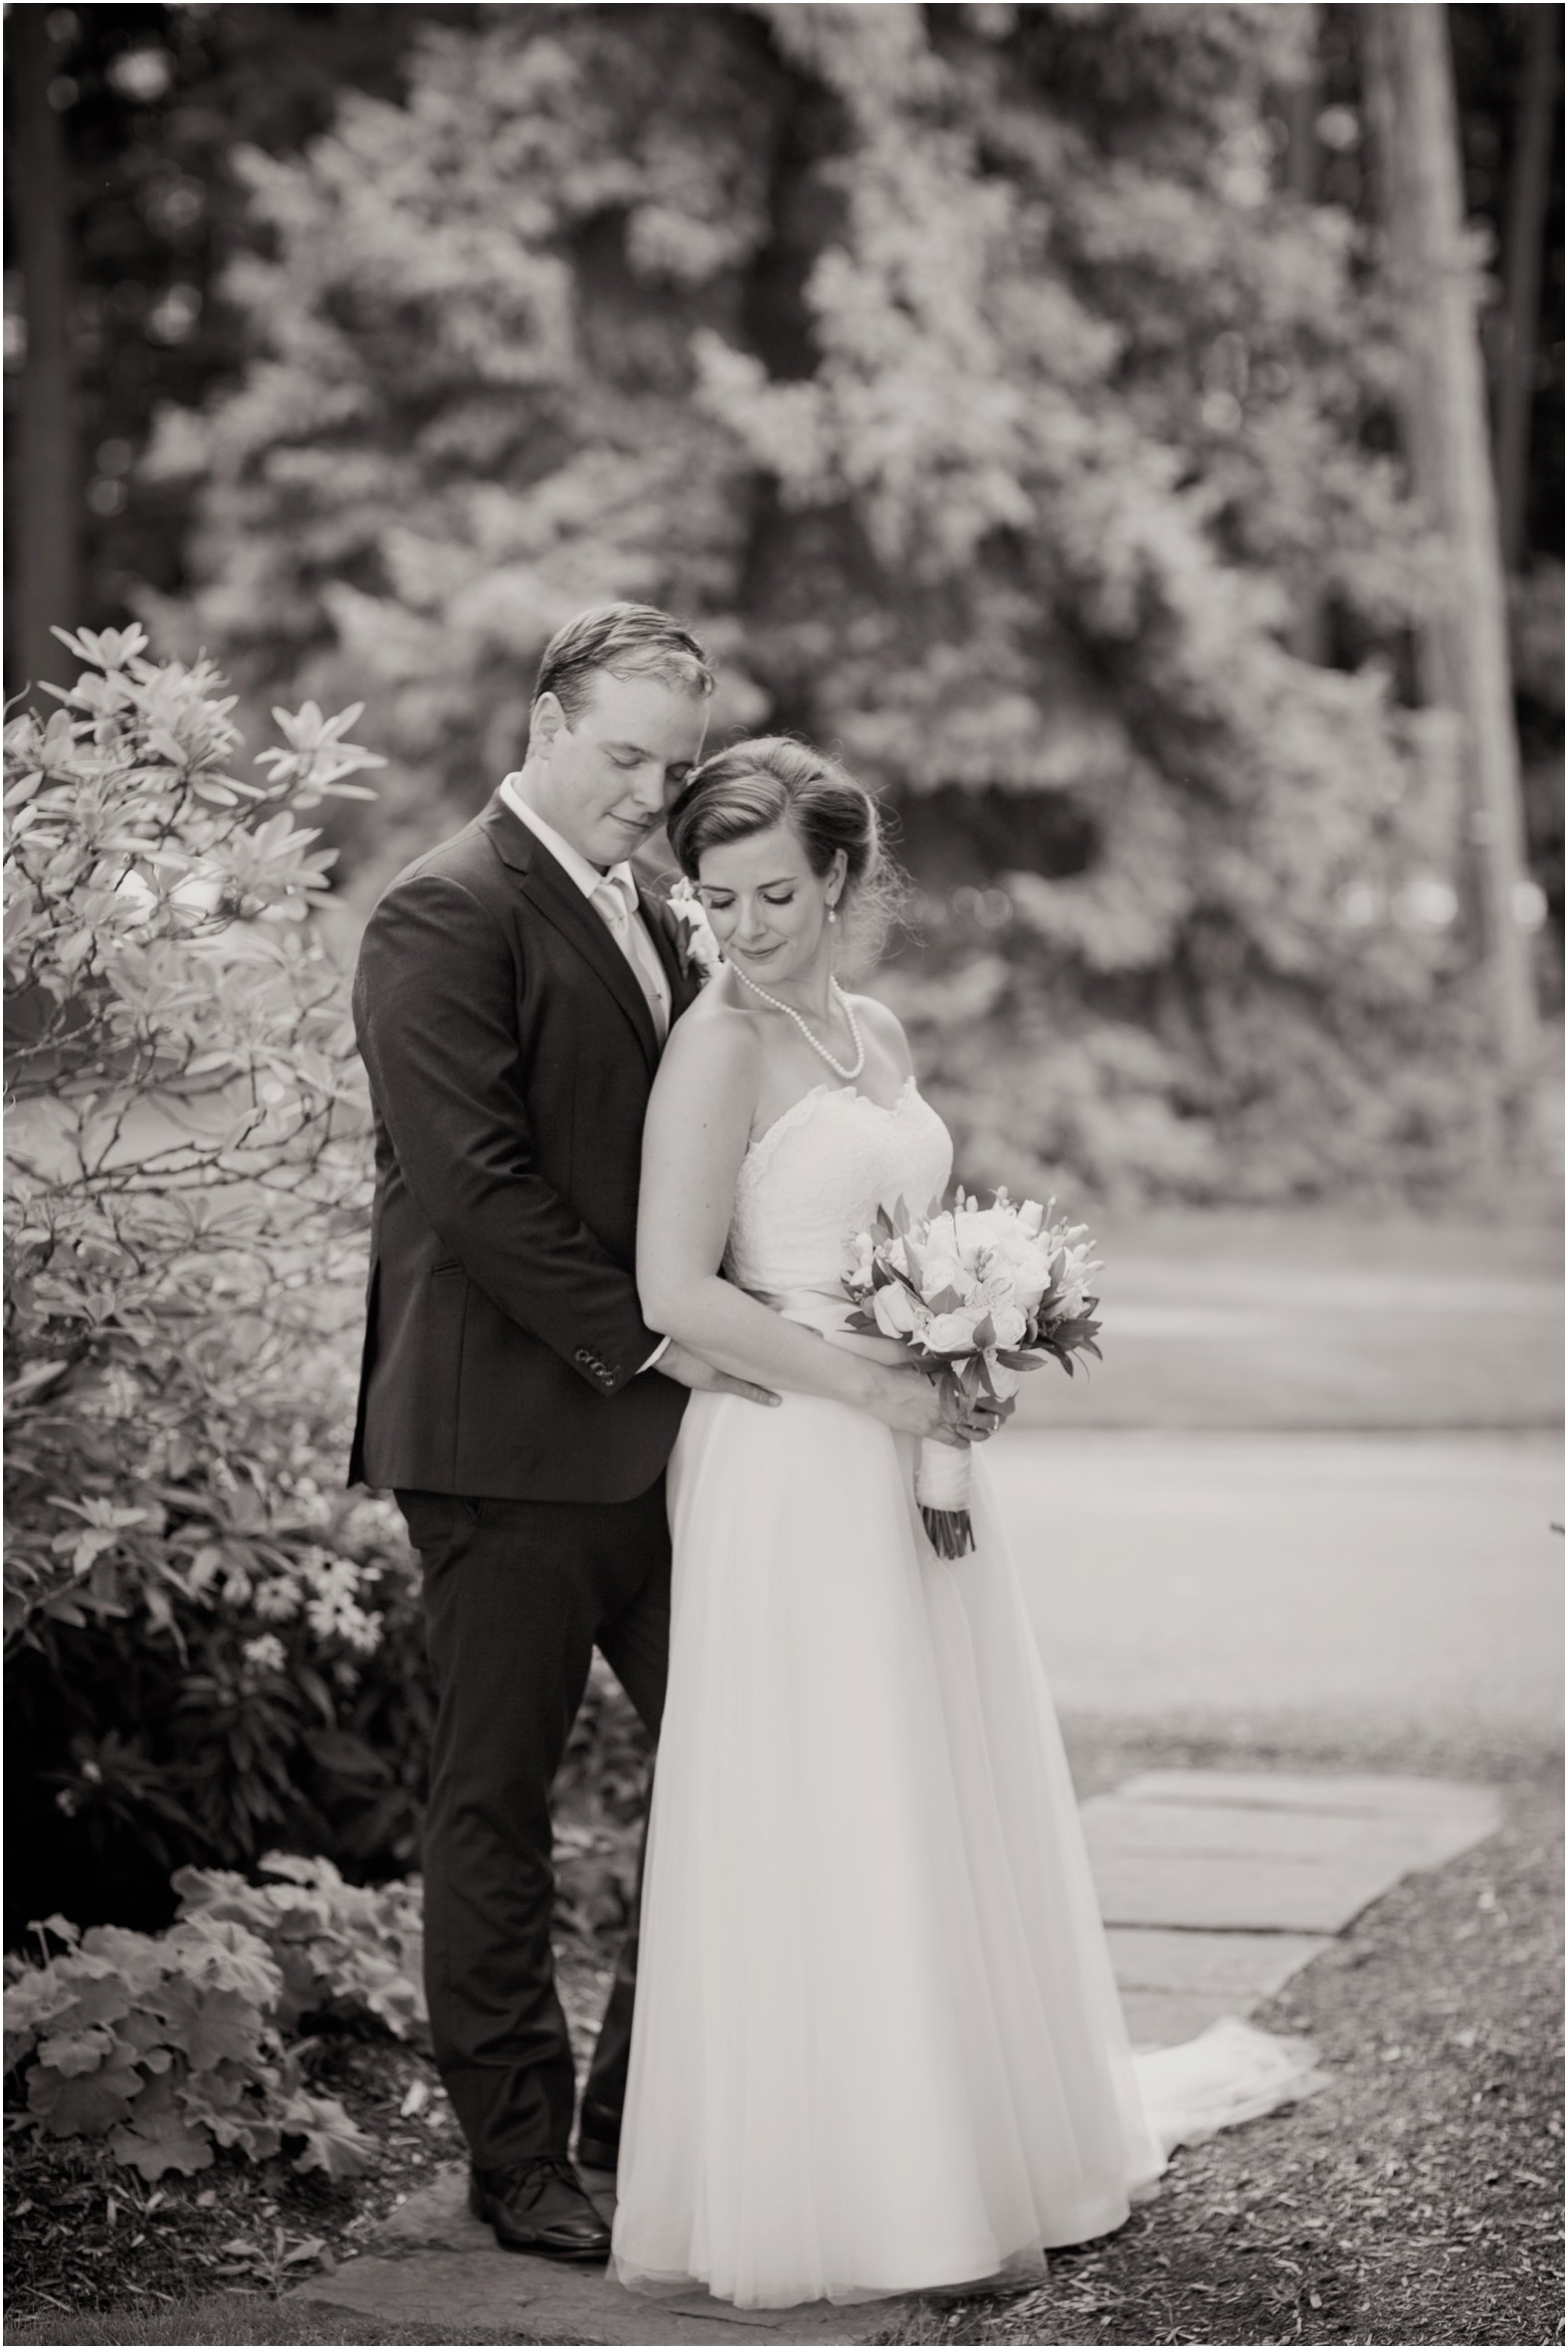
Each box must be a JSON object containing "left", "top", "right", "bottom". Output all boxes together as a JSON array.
[{"left": 612, "top": 737, "right": 1313, "bottom": 2311}]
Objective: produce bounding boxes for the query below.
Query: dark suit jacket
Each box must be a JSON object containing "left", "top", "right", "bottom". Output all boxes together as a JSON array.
[{"left": 348, "top": 792, "right": 698, "bottom": 1503}]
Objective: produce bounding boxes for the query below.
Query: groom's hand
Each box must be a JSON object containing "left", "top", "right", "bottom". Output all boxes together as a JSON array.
[{"left": 655, "top": 1340, "right": 780, "bottom": 1408}]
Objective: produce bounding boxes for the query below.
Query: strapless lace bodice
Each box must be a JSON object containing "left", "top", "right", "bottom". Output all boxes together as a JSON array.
[{"left": 725, "top": 1078, "right": 953, "bottom": 1318}]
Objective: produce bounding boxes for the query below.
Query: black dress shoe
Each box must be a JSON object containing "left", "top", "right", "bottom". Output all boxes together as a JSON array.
[
  {"left": 574, "top": 2105, "right": 620, "bottom": 2172},
  {"left": 468, "top": 2156, "right": 612, "bottom": 2261}
]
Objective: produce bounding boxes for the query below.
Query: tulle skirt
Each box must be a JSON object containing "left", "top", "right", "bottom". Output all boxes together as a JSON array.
[{"left": 611, "top": 1386, "right": 1316, "bottom": 2310}]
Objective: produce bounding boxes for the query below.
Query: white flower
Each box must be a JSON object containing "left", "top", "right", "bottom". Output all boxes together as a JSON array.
[
  {"left": 844, "top": 1230, "right": 877, "bottom": 1289},
  {"left": 253, "top": 1574, "right": 302, "bottom": 1622},
  {"left": 873, "top": 1282, "right": 925, "bottom": 1339},
  {"left": 917, "top": 1251, "right": 971, "bottom": 1305},
  {"left": 989, "top": 1302, "right": 1029, "bottom": 1348},
  {"left": 923, "top": 1308, "right": 984, "bottom": 1355},
  {"left": 921, "top": 1211, "right": 959, "bottom": 1264},
  {"left": 954, "top": 1206, "right": 1013, "bottom": 1256},
  {"left": 242, "top": 1634, "right": 287, "bottom": 1675},
  {"left": 668, "top": 879, "right": 723, "bottom": 981},
  {"left": 988, "top": 1362, "right": 1024, "bottom": 1401}
]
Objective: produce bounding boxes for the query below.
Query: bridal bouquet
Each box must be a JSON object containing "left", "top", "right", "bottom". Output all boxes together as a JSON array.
[{"left": 842, "top": 1192, "right": 1102, "bottom": 1559}]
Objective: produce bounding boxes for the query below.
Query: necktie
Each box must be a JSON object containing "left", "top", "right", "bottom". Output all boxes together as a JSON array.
[{"left": 592, "top": 873, "right": 669, "bottom": 1043}]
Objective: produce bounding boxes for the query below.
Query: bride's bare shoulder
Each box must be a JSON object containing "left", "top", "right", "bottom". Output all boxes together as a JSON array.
[
  {"left": 655, "top": 985, "right": 764, "bottom": 1102},
  {"left": 844, "top": 991, "right": 913, "bottom": 1077}
]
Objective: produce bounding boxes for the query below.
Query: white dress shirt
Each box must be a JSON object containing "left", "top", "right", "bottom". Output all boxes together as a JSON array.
[
  {"left": 498, "top": 774, "right": 672, "bottom": 1373},
  {"left": 498, "top": 775, "right": 671, "bottom": 1037}
]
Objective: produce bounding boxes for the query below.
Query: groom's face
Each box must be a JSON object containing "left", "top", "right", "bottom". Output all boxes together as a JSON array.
[{"left": 530, "top": 672, "right": 709, "bottom": 870}]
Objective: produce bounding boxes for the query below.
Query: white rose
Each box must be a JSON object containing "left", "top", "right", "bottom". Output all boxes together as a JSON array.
[
  {"left": 921, "top": 1210, "right": 959, "bottom": 1262},
  {"left": 1017, "top": 1200, "right": 1046, "bottom": 1238},
  {"left": 989, "top": 1303, "right": 1028, "bottom": 1348},
  {"left": 924, "top": 1308, "right": 983, "bottom": 1355},
  {"left": 918, "top": 1252, "right": 969, "bottom": 1304},
  {"left": 873, "top": 1282, "right": 924, "bottom": 1339}
]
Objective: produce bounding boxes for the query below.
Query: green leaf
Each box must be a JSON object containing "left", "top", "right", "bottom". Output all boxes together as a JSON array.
[
  {"left": 36, "top": 2024, "right": 117, "bottom": 2077},
  {"left": 108, "top": 2073, "right": 216, "bottom": 2181},
  {"left": 284, "top": 2090, "right": 374, "bottom": 2179},
  {"left": 28, "top": 2056, "right": 143, "bottom": 2138}
]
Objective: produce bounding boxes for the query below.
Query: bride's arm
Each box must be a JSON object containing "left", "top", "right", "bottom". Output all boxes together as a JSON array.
[{"left": 639, "top": 1011, "right": 951, "bottom": 1434}]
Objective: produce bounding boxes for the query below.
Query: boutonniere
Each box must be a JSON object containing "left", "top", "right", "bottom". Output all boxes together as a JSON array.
[{"left": 667, "top": 877, "right": 723, "bottom": 985}]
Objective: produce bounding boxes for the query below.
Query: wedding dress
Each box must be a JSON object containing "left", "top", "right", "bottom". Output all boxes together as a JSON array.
[{"left": 611, "top": 1078, "right": 1319, "bottom": 2310}]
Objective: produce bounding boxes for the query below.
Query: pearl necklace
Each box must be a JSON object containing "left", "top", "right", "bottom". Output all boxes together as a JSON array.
[{"left": 731, "top": 968, "right": 867, "bottom": 1080}]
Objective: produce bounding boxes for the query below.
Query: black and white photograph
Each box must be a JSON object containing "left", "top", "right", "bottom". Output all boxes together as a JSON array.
[{"left": 3, "top": 4, "right": 1563, "bottom": 2345}]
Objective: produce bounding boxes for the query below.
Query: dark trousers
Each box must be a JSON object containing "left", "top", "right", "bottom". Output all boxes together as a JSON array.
[{"left": 396, "top": 1481, "right": 670, "bottom": 2172}]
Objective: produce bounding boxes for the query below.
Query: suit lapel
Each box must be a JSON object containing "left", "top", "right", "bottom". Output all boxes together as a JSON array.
[{"left": 480, "top": 795, "right": 662, "bottom": 1072}]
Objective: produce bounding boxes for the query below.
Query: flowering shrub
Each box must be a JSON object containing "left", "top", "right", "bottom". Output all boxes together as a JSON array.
[
  {"left": 2, "top": 628, "right": 428, "bottom": 1928},
  {"left": 3, "top": 1911, "right": 372, "bottom": 2183},
  {"left": 3, "top": 627, "right": 649, "bottom": 1949}
]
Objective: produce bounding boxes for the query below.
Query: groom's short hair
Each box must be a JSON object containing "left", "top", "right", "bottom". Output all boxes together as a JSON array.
[{"left": 534, "top": 603, "right": 714, "bottom": 723}]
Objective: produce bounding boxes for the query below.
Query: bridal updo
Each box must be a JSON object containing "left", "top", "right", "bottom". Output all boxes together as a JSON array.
[{"left": 666, "top": 737, "right": 902, "bottom": 964}]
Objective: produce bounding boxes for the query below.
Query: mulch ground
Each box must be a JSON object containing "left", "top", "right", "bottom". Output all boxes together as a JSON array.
[
  {"left": 6, "top": 1778, "right": 1560, "bottom": 2347},
  {"left": 884, "top": 1773, "right": 1564, "bottom": 2349}
]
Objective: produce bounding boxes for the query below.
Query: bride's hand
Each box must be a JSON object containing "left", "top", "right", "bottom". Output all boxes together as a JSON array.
[
  {"left": 865, "top": 1365, "right": 1011, "bottom": 1447},
  {"left": 656, "top": 1339, "right": 780, "bottom": 1408}
]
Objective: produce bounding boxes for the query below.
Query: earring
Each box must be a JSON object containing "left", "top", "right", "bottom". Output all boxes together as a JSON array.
[{"left": 828, "top": 904, "right": 839, "bottom": 924}]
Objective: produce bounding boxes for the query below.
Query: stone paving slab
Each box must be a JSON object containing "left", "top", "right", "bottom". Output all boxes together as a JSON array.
[
  {"left": 297, "top": 2163, "right": 915, "bottom": 2343},
  {"left": 1080, "top": 1771, "right": 1502, "bottom": 1936},
  {"left": 1120, "top": 1770, "right": 1505, "bottom": 1835},
  {"left": 1106, "top": 1926, "right": 1331, "bottom": 2000},
  {"left": 296, "top": 2240, "right": 900, "bottom": 2343},
  {"left": 295, "top": 1767, "right": 1503, "bottom": 2343}
]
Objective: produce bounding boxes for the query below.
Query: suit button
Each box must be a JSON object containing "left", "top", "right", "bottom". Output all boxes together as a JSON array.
[{"left": 575, "top": 1349, "right": 592, "bottom": 1365}]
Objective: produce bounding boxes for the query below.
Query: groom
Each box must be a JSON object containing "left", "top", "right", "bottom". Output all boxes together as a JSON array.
[{"left": 349, "top": 604, "right": 774, "bottom": 2262}]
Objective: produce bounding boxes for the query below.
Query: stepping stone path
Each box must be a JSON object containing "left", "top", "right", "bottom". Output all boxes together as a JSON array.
[
  {"left": 1092, "top": 1770, "right": 1502, "bottom": 2047},
  {"left": 295, "top": 1768, "right": 1501, "bottom": 2346}
]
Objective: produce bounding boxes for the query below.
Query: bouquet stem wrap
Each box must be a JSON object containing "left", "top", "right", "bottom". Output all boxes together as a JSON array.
[
  {"left": 916, "top": 1434, "right": 974, "bottom": 1559},
  {"left": 843, "top": 1185, "right": 1103, "bottom": 1567}
]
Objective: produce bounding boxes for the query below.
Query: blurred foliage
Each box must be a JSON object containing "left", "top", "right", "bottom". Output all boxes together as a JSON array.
[{"left": 126, "top": 0, "right": 1552, "bottom": 1202}]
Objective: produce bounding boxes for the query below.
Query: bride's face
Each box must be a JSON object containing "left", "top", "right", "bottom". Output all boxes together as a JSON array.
[{"left": 694, "top": 822, "right": 844, "bottom": 984}]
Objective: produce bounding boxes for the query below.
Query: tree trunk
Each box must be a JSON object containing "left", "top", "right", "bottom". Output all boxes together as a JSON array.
[
  {"left": 1494, "top": 5, "right": 1559, "bottom": 572},
  {"left": 1362, "top": 3, "right": 1539, "bottom": 1107},
  {"left": 9, "top": 11, "right": 78, "bottom": 703},
  {"left": 1280, "top": 16, "right": 1331, "bottom": 665}
]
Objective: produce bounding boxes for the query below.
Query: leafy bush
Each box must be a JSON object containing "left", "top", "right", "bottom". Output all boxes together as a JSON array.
[
  {"left": 2, "top": 627, "right": 427, "bottom": 1931},
  {"left": 551, "top": 1658, "right": 653, "bottom": 1957},
  {"left": 172, "top": 1854, "right": 426, "bottom": 2041},
  {"left": 3, "top": 1910, "right": 372, "bottom": 2183}
]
